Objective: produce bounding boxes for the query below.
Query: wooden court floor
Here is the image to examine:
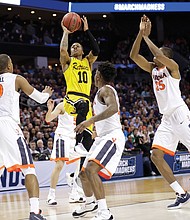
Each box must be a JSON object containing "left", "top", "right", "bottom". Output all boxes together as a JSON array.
[{"left": 1, "top": 174, "right": 190, "bottom": 220}]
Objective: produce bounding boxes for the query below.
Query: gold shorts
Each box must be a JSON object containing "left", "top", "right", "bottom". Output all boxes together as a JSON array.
[{"left": 63, "top": 94, "right": 93, "bottom": 133}]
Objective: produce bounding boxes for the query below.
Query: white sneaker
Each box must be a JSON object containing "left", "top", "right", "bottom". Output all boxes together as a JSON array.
[
  {"left": 74, "top": 143, "right": 88, "bottom": 156},
  {"left": 72, "top": 201, "right": 98, "bottom": 218},
  {"left": 66, "top": 173, "right": 74, "bottom": 187},
  {"left": 91, "top": 209, "right": 114, "bottom": 220},
  {"left": 69, "top": 192, "right": 86, "bottom": 203},
  {"left": 46, "top": 198, "right": 57, "bottom": 206}
]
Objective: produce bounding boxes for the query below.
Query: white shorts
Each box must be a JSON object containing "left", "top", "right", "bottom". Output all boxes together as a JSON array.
[
  {"left": 152, "top": 105, "right": 190, "bottom": 155},
  {"left": 0, "top": 117, "right": 34, "bottom": 172},
  {"left": 50, "top": 133, "right": 76, "bottom": 162},
  {"left": 82, "top": 129, "right": 125, "bottom": 179}
]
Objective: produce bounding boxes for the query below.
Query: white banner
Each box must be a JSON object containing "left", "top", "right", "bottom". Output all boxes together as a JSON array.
[
  {"left": 0, "top": 0, "right": 20, "bottom": 5},
  {"left": 0, "top": 161, "right": 77, "bottom": 192}
]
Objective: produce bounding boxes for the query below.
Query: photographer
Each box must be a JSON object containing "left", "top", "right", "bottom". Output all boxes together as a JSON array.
[{"left": 134, "top": 128, "right": 156, "bottom": 176}]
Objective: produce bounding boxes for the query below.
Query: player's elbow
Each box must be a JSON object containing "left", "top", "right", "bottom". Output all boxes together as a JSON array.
[
  {"left": 110, "top": 105, "right": 118, "bottom": 115},
  {"left": 92, "top": 47, "right": 100, "bottom": 56},
  {"left": 130, "top": 50, "right": 136, "bottom": 61},
  {"left": 45, "top": 117, "right": 51, "bottom": 123}
]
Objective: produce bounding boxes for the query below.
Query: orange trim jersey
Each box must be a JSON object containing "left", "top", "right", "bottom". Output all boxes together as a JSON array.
[
  {"left": 152, "top": 67, "right": 185, "bottom": 115},
  {"left": 0, "top": 73, "right": 20, "bottom": 123},
  {"left": 93, "top": 85, "right": 121, "bottom": 137}
]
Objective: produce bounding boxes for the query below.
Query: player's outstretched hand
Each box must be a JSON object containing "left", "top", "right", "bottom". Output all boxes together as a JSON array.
[
  {"left": 47, "top": 99, "right": 55, "bottom": 111},
  {"left": 42, "top": 86, "right": 54, "bottom": 97},
  {"left": 81, "top": 15, "right": 89, "bottom": 31}
]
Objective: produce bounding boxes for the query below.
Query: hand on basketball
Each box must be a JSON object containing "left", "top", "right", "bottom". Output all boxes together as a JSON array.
[
  {"left": 61, "top": 20, "right": 72, "bottom": 34},
  {"left": 81, "top": 15, "right": 89, "bottom": 31},
  {"left": 47, "top": 99, "right": 55, "bottom": 111}
]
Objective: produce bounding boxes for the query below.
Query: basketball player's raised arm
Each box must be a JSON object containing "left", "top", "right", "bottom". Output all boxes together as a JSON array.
[
  {"left": 16, "top": 75, "right": 53, "bottom": 104},
  {"left": 82, "top": 16, "right": 100, "bottom": 66},
  {"left": 143, "top": 36, "right": 179, "bottom": 78},
  {"left": 60, "top": 21, "right": 71, "bottom": 72},
  {"left": 45, "top": 100, "right": 64, "bottom": 122},
  {"left": 130, "top": 15, "right": 153, "bottom": 74},
  {"left": 75, "top": 86, "right": 118, "bottom": 134}
]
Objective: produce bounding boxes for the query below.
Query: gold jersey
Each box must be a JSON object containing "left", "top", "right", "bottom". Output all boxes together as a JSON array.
[{"left": 64, "top": 57, "right": 92, "bottom": 96}]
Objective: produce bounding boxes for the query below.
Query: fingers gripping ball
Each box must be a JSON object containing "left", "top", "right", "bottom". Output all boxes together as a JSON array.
[{"left": 62, "top": 12, "right": 81, "bottom": 32}]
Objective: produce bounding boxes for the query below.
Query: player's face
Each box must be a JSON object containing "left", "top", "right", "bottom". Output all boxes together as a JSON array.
[
  {"left": 153, "top": 48, "right": 165, "bottom": 68},
  {"left": 8, "top": 58, "right": 13, "bottom": 73},
  {"left": 70, "top": 43, "right": 83, "bottom": 57}
]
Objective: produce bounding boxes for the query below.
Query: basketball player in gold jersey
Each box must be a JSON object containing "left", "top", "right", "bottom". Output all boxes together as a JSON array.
[{"left": 60, "top": 15, "right": 100, "bottom": 154}]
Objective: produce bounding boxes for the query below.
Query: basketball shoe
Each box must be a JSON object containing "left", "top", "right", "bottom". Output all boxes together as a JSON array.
[
  {"left": 90, "top": 209, "right": 114, "bottom": 220},
  {"left": 46, "top": 197, "right": 57, "bottom": 205},
  {"left": 74, "top": 143, "right": 88, "bottom": 157},
  {"left": 29, "top": 209, "right": 46, "bottom": 220},
  {"left": 69, "top": 191, "right": 86, "bottom": 203},
  {"left": 66, "top": 172, "right": 74, "bottom": 187},
  {"left": 167, "top": 192, "right": 190, "bottom": 209},
  {"left": 72, "top": 201, "right": 98, "bottom": 218}
]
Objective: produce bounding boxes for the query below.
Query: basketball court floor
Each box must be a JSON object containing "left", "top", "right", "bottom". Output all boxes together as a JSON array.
[{"left": 1, "top": 174, "right": 190, "bottom": 220}]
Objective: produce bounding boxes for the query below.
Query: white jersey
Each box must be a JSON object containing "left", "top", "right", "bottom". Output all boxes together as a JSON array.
[
  {"left": 55, "top": 112, "right": 76, "bottom": 138},
  {"left": 152, "top": 67, "right": 185, "bottom": 115},
  {"left": 0, "top": 73, "right": 20, "bottom": 124},
  {"left": 93, "top": 85, "right": 121, "bottom": 137}
]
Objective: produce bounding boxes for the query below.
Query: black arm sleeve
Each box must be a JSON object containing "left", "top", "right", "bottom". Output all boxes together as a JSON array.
[{"left": 85, "top": 29, "right": 100, "bottom": 56}]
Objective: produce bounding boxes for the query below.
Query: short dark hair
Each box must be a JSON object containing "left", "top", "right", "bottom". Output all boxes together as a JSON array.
[
  {"left": 0, "top": 54, "right": 10, "bottom": 73},
  {"left": 97, "top": 61, "right": 116, "bottom": 82},
  {"left": 161, "top": 47, "right": 173, "bottom": 59}
]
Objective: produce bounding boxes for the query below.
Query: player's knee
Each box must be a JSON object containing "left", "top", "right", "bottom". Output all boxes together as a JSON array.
[
  {"left": 21, "top": 167, "right": 36, "bottom": 176},
  {"left": 85, "top": 162, "right": 97, "bottom": 177},
  {"left": 55, "top": 160, "right": 64, "bottom": 171},
  {"left": 79, "top": 170, "right": 87, "bottom": 181},
  {"left": 151, "top": 148, "right": 164, "bottom": 164},
  {"left": 75, "top": 100, "right": 89, "bottom": 117}
]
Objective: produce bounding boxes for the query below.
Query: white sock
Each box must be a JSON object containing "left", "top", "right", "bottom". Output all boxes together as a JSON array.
[
  {"left": 86, "top": 196, "right": 94, "bottom": 204},
  {"left": 170, "top": 181, "right": 185, "bottom": 194},
  {"left": 29, "top": 197, "right": 39, "bottom": 214},
  {"left": 97, "top": 199, "right": 108, "bottom": 211},
  {"left": 48, "top": 188, "right": 55, "bottom": 198}
]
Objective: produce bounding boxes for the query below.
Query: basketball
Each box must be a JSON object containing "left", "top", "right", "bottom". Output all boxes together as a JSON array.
[{"left": 62, "top": 12, "right": 81, "bottom": 33}]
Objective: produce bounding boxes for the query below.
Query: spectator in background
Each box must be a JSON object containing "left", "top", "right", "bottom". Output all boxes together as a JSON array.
[
  {"left": 124, "top": 135, "right": 135, "bottom": 152},
  {"left": 36, "top": 139, "right": 46, "bottom": 154},
  {"left": 43, "top": 138, "right": 53, "bottom": 160},
  {"left": 29, "top": 140, "right": 40, "bottom": 161}
]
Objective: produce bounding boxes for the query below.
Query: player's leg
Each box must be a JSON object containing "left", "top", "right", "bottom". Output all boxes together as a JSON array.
[
  {"left": 21, "top": 168, "right": 46, "bottom": 219},
  {"left": 74, "top": 99, "right": 89, "bottom": 144},
  {"left": 86, "top": 130, "right": 124, "bottom": 220},
  {"left": 151, "top": 148, "right": 176, "bottom": 183},
  {"left": 47, "top": 160, "right": 65, "bottom": 205},
  {"left": 69, "top": 158, "right": 86, "bottom": 203},
  {"left": 72, "top": 169, "right": 98, "bottom": 218},
  {"left": 151, "top": 117, "right": 190, "bottom": 209},
  {"left": 72, "top": 147, "right": 98, "bottom": 218},
  {"left": 47, "top": 135, "right": 67, "bottom": 205}
]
